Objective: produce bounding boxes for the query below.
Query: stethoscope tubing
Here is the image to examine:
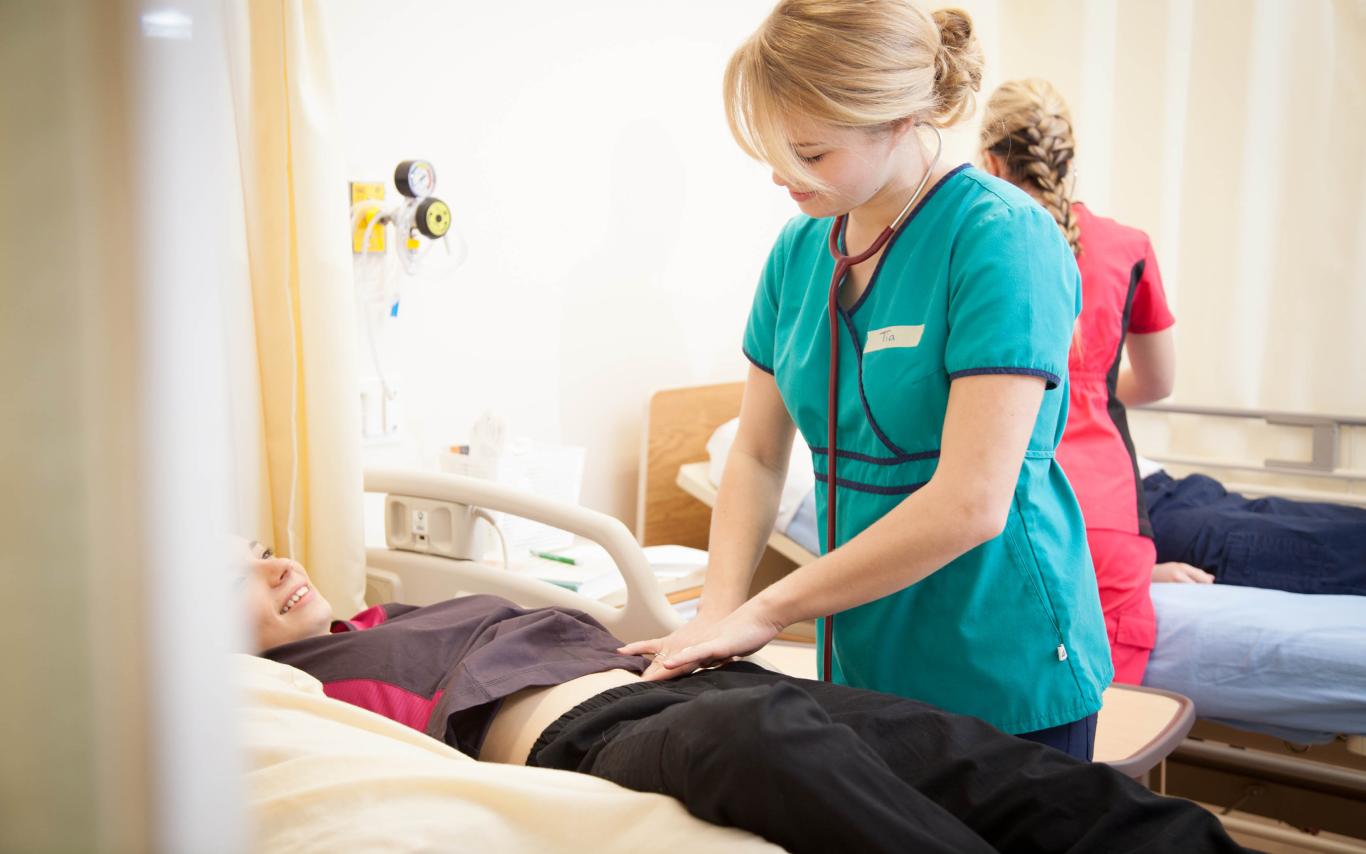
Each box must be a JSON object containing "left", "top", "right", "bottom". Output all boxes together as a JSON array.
[{"left": 820, "top": 125, "right": 943, "bottom": 682}]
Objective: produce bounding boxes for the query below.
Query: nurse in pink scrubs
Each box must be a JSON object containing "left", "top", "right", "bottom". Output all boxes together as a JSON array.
[{"left": 981, "top": 79, "right": 1177, "bottom": 684}]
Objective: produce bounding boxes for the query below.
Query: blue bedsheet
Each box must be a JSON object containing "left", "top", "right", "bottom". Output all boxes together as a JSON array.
[
  {"left": 785, "top": 490, "right": 1366, "bottom": 741},
  {"left": 1144, "top": 583, "right": 1366, "bottom": 741}
]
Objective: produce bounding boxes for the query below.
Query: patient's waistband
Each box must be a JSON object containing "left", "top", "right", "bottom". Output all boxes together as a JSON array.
[
  {"left": 528, "top": 662, "right": 773, "bottom": 768},
  {"left": 528, "top": 680, "right": 662, "bottom": 764}
]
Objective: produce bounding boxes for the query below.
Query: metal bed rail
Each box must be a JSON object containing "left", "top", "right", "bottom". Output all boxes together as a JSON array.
[{"left": 1133, "top": 403, "right": 1366, "bottom": 505}]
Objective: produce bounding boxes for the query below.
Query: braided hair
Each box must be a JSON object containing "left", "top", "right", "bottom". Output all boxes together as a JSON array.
[{"left": 979, "top": 80, "right": 1080, "bottom": 256}]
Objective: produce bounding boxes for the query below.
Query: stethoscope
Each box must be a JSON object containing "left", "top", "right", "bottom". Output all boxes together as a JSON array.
[{"left": 821, "top": 124, "right": 943, "bottom": 681}]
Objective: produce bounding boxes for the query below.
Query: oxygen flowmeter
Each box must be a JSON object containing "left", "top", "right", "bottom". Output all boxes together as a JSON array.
[
  {"left": 351, "top": 159, "right": 454, "bottom": 256},
  {"left": 394, "top": 159, "right": 451, "bottom": 240},
  {"left": 414, "top": 197, "right": 451, "bottom": 239},
  {"left": 395, "top": 159, "right": 437, "bottom": 199}
]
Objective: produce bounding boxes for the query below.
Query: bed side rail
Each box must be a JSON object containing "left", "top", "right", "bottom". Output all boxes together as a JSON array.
[
  {"left": 363, "top": 468, "right": 682, "bottom": 642},
  {"left": 1132, "top": 404, "right": 1366, "bottom": 505}
]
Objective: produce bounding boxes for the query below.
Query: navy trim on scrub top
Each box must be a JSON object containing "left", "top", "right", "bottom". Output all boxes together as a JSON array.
[
  {"left": 947, "top": 366, "right": 1062, "bottom": 389},
  {"left": 826, "top": 166, "right": 975, "bottom": 462},
  {"left": 815, "top": 472, "right": 928, "bottom": 496},
  {"left": 808, "top": 446, "right": 940, "bottom": 465},
  {"left": 842, "top": 163, "right": 972, "bottom": 316},
  {"left": 838, "top": 308, "right": 914, "bottom": 458},
  {"left": 743, "top": 348, "right": 775, "bottom": 375}
]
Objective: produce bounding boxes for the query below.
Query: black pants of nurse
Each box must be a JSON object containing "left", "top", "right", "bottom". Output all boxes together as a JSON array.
[{"left": 529, "top": 662, "right": 1244, "bottom": 854}]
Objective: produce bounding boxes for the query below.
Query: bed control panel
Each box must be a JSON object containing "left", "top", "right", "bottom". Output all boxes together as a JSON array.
[{"left": 385, "top": 495, "right": 482, "bottom": 560}]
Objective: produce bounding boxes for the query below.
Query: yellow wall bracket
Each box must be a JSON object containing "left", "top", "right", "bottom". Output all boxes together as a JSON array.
[{"left": 350, "top": 181, "right": 386, "bottom": 254}]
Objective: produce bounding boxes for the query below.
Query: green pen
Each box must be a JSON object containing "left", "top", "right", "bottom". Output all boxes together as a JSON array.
[{"left": 531, "top": 549, "right": 578, "bottom": 566}]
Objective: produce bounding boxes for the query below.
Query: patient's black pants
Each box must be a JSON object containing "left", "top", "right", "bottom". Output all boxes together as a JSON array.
[{"left": 529, "top": 662, "right": 1243, "bottom": 854}]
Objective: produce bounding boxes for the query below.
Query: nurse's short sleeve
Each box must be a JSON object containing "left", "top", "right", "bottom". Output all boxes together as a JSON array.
[
  {"left": 742, "top": 223, "right": 791, "bottom": 375},
  {"left": 1128, "top": 237, "right": 1175, "bottom": 334},
  {"left": 944, "top": 206, "right": 1079, "bottom": 390}
]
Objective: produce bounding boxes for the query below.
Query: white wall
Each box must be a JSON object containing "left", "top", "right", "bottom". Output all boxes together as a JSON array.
[{"left": 326, "top": 1, "right": 788, "bottom": 526}]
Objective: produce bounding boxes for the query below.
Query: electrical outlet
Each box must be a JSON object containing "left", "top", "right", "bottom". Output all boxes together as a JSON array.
[
  {"left": 413, "top": 509, "right": 429, "bottom": 546},
  {"left": 360, "top": 377, "right": 401, "bottom": 443}
]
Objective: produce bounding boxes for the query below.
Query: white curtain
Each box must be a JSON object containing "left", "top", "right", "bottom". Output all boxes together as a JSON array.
[{"left": 967, "top": 0, "right": 1366, "bottom": 419}]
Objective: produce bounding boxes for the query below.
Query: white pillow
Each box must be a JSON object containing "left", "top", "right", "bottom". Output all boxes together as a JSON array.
[
  {"left": 1136, "top": 454, "right": 1165, "bottom": 479},
  {"left": 706, "top": 418, "right": 815, "bottom": 532}
]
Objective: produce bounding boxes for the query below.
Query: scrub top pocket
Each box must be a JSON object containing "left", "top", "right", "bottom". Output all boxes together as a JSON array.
[
  {"left": 859, "top": 333, "right": 948, "bottom": 454},
  {"left": 1002, "top": 515, "right": 1066, "bottom": 643}
]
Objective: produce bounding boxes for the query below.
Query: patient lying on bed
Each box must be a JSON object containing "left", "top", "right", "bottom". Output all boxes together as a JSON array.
[
  {"left": 1143, "top": 467, "right": 1365, "bottom": 595},
  {"left": 242, "top": 545, "right": 1244, "bottom": 854}
]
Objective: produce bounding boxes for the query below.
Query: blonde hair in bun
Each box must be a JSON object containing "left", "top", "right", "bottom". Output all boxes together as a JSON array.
[{"left": 724, "top": 1, "right": 983, "bottom": 190}]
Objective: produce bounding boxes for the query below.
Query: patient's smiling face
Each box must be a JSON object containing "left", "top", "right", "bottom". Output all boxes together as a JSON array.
[{"left": 242, "top": 541, "right": 334, "bottom": 652}]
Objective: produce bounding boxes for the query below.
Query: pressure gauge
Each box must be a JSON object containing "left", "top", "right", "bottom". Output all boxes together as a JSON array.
[
  {"left": 415, "top": 198, "right": 452, "bottom": 239},
  {"left": 395, "top": 159, "right": 437, "bottom": 198}
]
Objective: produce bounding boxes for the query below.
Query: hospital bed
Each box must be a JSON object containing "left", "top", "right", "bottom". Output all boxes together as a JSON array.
[
  {"left": 1131, "top": 404, "right": 1366, "bottom": 851},
  {"left": 639, "top": 383, "right": 1366, "bottom": 851}
]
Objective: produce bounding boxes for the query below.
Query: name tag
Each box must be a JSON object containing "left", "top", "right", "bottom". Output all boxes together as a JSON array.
[{"left": 865, "top": 325, "right": 924, "bottom": 353}]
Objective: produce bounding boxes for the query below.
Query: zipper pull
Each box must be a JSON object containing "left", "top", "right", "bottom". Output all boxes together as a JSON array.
[{"left": 1056, "top": 643, "right": 1068, "bottom": 662}]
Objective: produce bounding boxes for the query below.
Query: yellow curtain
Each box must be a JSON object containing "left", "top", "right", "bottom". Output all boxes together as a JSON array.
[{"left": 224, "top": 0, "right": 366, "bottom": 614}]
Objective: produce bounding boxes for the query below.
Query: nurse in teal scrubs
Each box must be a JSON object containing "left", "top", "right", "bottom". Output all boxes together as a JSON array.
[{"left": 620, "top": 0, "right": 1113, "bottom": 758}]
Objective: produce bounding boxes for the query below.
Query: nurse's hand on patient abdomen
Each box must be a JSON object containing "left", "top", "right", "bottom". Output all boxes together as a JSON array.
[
  {"left": 1152, "top": 562, "right": 1215, "bottom": 584},
  {"left": 618, "top": 611, "right": 726, "bottom": 680},
  {"left": 618, "top": 606, "right": 780, "bottom": 681}
]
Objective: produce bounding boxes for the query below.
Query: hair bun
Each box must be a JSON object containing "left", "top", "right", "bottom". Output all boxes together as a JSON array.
[{"left": 930, "top": 7, "right": 983, "bottom": 126}]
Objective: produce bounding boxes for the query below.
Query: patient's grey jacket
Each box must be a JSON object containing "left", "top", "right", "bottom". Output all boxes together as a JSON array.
[{"left": 263, "top": 595, "right": 650, "bottom": 757}]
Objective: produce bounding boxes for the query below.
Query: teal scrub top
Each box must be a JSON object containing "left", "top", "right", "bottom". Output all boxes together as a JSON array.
[{"left": 743, "top": 165, "right": 1113, "bottom": 733}]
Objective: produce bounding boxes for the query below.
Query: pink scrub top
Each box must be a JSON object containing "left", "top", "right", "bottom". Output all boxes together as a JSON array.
[{"left": 1056, "top": 202, "right": 1175, "bottom": 538}]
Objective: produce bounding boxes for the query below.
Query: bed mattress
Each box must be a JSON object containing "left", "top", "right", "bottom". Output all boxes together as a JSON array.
[{"left": 1143, "top": 583, "right": 1366, "bottom": 742}]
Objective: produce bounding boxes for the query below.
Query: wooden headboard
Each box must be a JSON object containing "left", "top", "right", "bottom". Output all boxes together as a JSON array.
[
  {"left": 635, "top": 381, "right": 809, "bottom": 639},
  {"left": 635, "top": 382, "right": 745, "bottom": 547}
]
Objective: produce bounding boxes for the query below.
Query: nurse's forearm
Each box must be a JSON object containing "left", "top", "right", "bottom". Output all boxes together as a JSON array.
[
  {"left": 1117, "top": 328, "right": 1175, "bottom": 406},
  {"left": 748, "top": 478, "right": 998, "bottom": 630},
  {"left": 698, "top": 447, "right": 788, "bottom": 618},
  {"left": 1116, "top": 367, "right": 1170, "bottom": 407}
]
